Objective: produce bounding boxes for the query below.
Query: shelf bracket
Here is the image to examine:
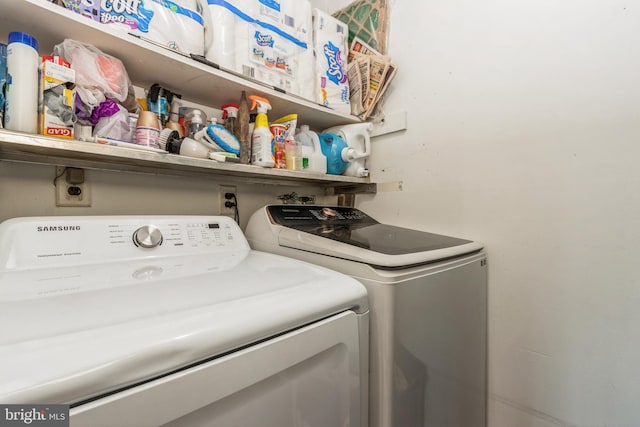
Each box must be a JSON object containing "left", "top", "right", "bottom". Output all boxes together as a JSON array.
[{"left": 325, "top": 183, "right": 377, "bottom": 196}]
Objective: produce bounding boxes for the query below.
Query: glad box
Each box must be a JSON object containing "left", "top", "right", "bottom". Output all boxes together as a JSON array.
[{"left": 39, "top": 56, "right": 75, "bottom": 139}]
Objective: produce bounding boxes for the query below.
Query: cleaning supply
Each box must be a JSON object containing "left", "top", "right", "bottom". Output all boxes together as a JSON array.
[
  {"left": 323, "top": 122, "right": 373, "bottom": 177},
  {"left": 273, "top": 114, "right": 300, "bottom": 171},
  {"left": 147, "top": 83, "right": 178, "bottom": 126},
  {"left": 221, "top": 103, "right": 239, "bottom": 137},
  {"left": 205, "top": 123, "right": 240, "bottom": 155},
  {"left": 183, "top": 108, "right": 206, "bottom": 138},
  {"left": 269, "top": 123, "right": 287, "bottom": 169},
  {"left": 5, "top": 32, "right": 39, "bottom": 133},
  {"left": 249, "top": 95, "right": 274, "bottom": 168},
  {"left": 162, "top": 132, "right": 209, "bottom": 158},
  {"left": 165, "top": 97, "right": 184, "bottom": 136},
  {"left": 295, "top": 125, "right": 327, "bottom": 174},
  {"left": 317, "top": 132, "right": 350, "bottom": 175}
]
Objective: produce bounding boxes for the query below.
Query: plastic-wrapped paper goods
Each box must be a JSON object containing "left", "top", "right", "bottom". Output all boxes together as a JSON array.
[
  {"left": 59, "top": 0, "right": 205, "bottom": 55},
  {"left": 205, "top": 0, "right": 313, "bottom": 99},
  {"left": 312, "top": 8, "right": 350, "bottom": 115}
]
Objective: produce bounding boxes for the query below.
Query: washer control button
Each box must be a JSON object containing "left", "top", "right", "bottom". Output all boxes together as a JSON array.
[
  {"left": 133, "top": 225, "right": 163, "bottom": 248},
  {"left": 321, "top": 207, "right": 337, "bottom": 219}
]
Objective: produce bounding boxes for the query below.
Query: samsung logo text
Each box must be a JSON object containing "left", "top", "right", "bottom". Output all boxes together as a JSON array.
[{"left": 37, "top": 226, "right": 81, "bottom": 232}]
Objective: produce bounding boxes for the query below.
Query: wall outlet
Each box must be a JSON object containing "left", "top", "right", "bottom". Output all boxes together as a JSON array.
[
  {"left": 219, "top": 185, "right": 237, "bottom": 216},
  {"left": 55, "top": 167, "right": 92, "bottom": 207}
]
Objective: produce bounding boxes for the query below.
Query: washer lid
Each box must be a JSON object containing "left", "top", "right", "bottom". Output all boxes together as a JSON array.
[
  {"left": 0, "top": 251, "right": 367, "bottom": 405},
  {"left": 266, "top": 205, "right": 483, "bottom": 268}
]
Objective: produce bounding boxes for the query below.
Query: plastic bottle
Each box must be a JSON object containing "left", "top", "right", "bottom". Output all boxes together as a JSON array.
[
  {"left": 221, "top": 103, "right": 239, "bottom": 137},
  {"left": 165, "top": 97, "right": 184, "bottom": 137},
  {"left": 249, "top": 95, "right": 274, "bottom": 168},
  {"left": 184, "top": 109, "right": 206, "bottom": 138},
  {"left": 295, "top": 125, "right": 327, "bottom": 174},
  {"left": 5, "top": 32, "right": 39, "bottom": 133}
]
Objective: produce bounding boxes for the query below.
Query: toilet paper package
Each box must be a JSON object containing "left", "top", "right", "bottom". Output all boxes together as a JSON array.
[
  {"left": 284, "top": 0, "right": 314, "bottom": 101},
  {"left": 60, "top": 0, "right": 205, "bottom": 55},
  {"left": 205, "top": 0, "right": 312, "bottom": 97},
  {"left": 312, "top": 8, "right": 350, "bottom": 114},
  {"left": 205, "top": 0, "right": 241, "bottom": 70}
]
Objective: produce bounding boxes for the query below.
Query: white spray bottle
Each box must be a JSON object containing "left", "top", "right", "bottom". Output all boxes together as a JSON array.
[{"left": 249, "top": 95, "right": 275, "bottom": 168}]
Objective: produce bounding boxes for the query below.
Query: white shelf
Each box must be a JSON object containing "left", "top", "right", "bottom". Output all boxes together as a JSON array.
[
  {"left": 0, "top": 0, "right": 360, "bottom": 130},
  {"left": 0, "top": 130, "right": 375, "bottom": 192},
  {"left": 0, "top": 0, "right": 374, "bottom": 193}
]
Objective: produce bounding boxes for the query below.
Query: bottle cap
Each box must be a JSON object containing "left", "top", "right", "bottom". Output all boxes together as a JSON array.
[{"left": 8, "top": 32, "right": 38, "bottom": 51}]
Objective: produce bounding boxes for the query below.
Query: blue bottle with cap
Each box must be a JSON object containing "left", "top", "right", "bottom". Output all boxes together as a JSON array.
[{"left": 5, "top": 31, "right": 39, "bottom": 133}]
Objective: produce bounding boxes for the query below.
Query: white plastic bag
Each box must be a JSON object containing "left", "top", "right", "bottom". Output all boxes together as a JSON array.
[
  {"left": 92, "top": 103, "right": 133, "bottom": 142},
  {"left": 53, "top": 39, "right": 131, "bottom": 102}
]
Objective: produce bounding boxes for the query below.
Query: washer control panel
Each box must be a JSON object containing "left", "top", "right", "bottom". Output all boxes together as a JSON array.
[
  {"left": 268, "top": 205, "right": 376, "bottom": 226},
  {"left": 0, "top": 216, "right": 249, "bottom": 270}
]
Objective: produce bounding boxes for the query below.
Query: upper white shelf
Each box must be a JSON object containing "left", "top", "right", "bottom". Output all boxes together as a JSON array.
[{"left": 0, "top": 0, "right": 361, "bottom": 130}]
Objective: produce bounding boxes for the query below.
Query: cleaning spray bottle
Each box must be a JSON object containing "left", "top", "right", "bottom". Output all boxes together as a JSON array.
[
  {"left": 221, "top": 103, "right": 239, "bottom": 137},
  {"left": 249, "top": 95, "right": 274, "bottom": 168}
]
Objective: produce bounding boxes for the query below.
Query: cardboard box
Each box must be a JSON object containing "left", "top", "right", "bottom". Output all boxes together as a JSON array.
[{"left": 39, "top": 56, "right": 75, "bottom": 139}]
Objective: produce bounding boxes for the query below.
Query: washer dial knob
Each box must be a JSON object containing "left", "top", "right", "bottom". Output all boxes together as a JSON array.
[
  {"left": 321, "top": 207, "right": 337, "bottom": 219},
  {"left": 133, "top": 225, "right": 163, "bottom": 248}
]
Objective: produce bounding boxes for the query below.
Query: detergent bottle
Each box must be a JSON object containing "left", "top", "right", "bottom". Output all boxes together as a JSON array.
[
  {"left": 317, "top": 132, "right": 350, "bottom": 175},
  {"left": 295, "top": 125, "right": 327, "bottom": 174},
  {"left": 322, "top": 123, "right": 373, "bottom": 177},
  {"left": 249, "top": 95, "right": 275, "bottom": 168}
]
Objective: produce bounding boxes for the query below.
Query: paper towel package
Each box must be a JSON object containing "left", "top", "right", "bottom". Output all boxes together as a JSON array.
[
  {"left": 285, "top": 0, "right": 314, "bottom": 101},
  {"left": 60, "top": 0, "right": 205, "bottom": 55},
  {"left": 205, "top": 0, "right": 312, "bottom": 98},
  {"left": 312, "top": 8, "right": 350, "bottom": 115}
]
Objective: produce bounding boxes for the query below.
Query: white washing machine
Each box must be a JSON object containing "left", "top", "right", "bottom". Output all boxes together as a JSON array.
[
  {"left": 0, "top": 215, "right": 369, "bottom": 427},
  {"left": 246, "top": 205, "right": 488, "bottom": 427}
]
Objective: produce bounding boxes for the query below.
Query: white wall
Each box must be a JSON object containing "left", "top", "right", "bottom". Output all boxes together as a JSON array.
[
  {"left": 357, "top": 1, "right": 640, "bottom": 426},
  {"left": 0, "top": 160, "right": 330, "bottom": 228}
]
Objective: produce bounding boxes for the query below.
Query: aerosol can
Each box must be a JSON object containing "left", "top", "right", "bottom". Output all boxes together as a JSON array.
[{"left": 321, "top": 122, "right": 373, "bottom": 177}]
